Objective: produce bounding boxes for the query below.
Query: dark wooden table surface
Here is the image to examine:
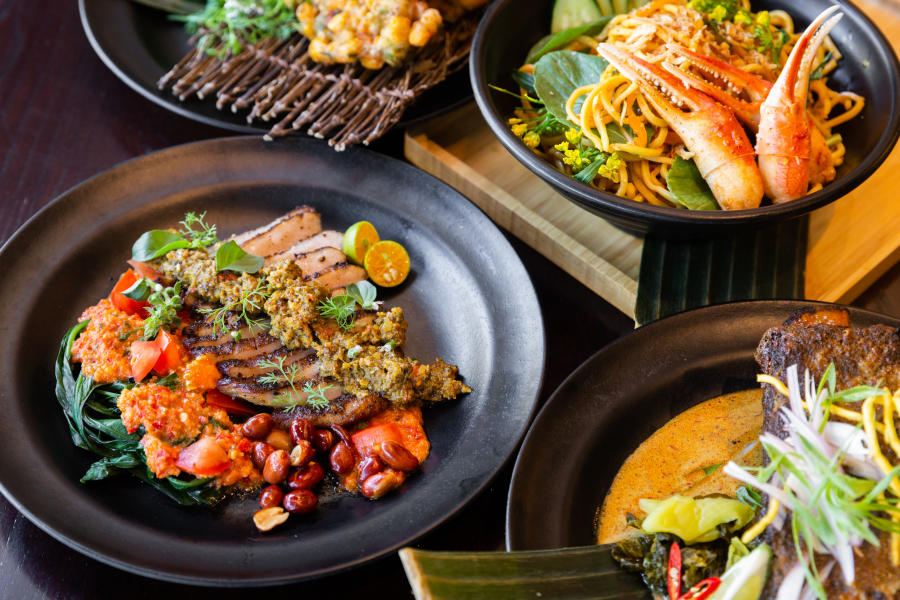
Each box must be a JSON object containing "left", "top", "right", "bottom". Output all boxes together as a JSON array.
[{"left": 1, "top": 3, "right": 898, "bottom": 599}]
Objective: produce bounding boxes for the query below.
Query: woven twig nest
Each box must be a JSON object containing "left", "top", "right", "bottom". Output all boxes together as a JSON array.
[{"left": 158, "top": 13, "right": 478, "bottom": 150}]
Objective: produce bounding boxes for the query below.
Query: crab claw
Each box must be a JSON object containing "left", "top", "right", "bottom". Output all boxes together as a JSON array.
[
  {"left": 757, "top": 6, "right": 842, "bottom": 203},
  {"left": 663, "top": 43, "right": 771, "bottom": 130},
  {"left": 595, "top": 43, "right": 763, "bottom": 210}
]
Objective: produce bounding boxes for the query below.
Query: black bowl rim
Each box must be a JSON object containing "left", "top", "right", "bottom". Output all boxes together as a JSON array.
[{"left": 470, "top": 0, "right": 900, "bottom": 230}]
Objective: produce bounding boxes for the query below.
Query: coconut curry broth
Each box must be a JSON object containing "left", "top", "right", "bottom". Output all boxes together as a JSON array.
[{"left": 597, "top": 389, "right": 764, "bottom": 544}]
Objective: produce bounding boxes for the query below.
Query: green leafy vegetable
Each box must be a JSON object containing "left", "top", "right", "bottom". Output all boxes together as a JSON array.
[
  {"left": 736, "top": 485, "right": 764, "bottom": 510},
  {"left": 724, "top": 536, "right": 750, "bottom": 570},
  {"left": 510, "top": 71, "right": 536, "bottom": 96},
  {"left": 156, "top": 372, "right": 180, "bottom": 390},
  {"left": 551, "top": 0, "right": 603, "bottom": 34},
  {"left": 528, "top": 16, "right": 614, "bottom": 63},
  {"left": 533, "top": 51, "right": 610, "bottom": 127},
  {"left": 54, "top": 322, "right": 224, "bottom": 505},
  {"left": 132, "top": 230, "right": 191, "bottom": 262},
  {"left": 810, "top": 51, "right": 834, "bottom": 81},
  {"left": 121, "top": 278, "right": 154, "bottom": 301},
  {"left": 215, "top": 240, "right": 265, "bottom": 273},
  {"left": 345, "top": 280, "right": 377, "bottom": 310},
  {"left": 665, "top": 156, "right": 719, "bottom": 211}
]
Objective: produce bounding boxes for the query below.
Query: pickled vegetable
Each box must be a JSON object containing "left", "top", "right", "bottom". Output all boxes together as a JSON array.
[{"left": 639, "top": 496, "right": 755, "bottom": 544}]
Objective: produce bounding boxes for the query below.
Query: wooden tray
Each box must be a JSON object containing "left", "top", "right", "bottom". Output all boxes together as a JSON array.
[{"left": 404, "top": 9, "right": 900, "bottom": 320}]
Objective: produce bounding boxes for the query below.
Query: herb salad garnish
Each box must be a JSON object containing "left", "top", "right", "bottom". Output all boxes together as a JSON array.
[
  {"left": 317, "top": 281, "right": 378, "bottom": 332},
  {"left": 198, "top": 278, "right": 270, "bottom": 339},
  {"left": 173, "top": 0, "right": 300, "bottom": 57},
  {"left": 257, "top": 356, "right": 333, "bottom": 408},
  {"left": 123, "top": 279, "right": 184, "bottom": 340}
]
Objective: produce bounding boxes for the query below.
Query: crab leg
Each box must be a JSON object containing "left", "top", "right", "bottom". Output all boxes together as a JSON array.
[
  {"left": 664, "top": 42, "right": 836, "bottom": 190},
  {"left": 757, "top": 6, "right": 842, "bottom": 203},
  {"left": 595, "top": 43, "right": 763, "bottom": 210}
]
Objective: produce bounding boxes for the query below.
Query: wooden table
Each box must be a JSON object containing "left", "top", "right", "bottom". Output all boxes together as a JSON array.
[{"left": 0, "top": 3, "right": 897, "bottom": 599}]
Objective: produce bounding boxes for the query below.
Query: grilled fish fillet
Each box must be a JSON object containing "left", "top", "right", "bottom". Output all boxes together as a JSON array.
[{"left": 755, "top": 307, "right": 900, "bottom": 599}]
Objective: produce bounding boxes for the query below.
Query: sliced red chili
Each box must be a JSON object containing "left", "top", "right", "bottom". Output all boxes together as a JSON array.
[
  {"left": 677, "top": 577, "right": 721, "bottom": 600},
  {"left": 667, "top": 541, "right": 682, "bottom": 600}
]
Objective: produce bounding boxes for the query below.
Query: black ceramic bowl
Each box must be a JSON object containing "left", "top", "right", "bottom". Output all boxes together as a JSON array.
[{"left": 471, "top": 0, "right": 900, "bottom": 239}]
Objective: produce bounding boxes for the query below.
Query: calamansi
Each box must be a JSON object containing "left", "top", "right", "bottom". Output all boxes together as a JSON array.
[
  {"left": 342, "top": 221, "right": 380, "bottom": 265},
  {"left": 364, "top": 240, "right": 410, "bottom": 287}
]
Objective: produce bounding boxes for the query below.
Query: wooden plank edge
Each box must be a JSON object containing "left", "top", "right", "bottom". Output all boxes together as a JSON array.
[
  {"left": 810, "top": 234, "right": 900, "bottom": 304},
  {"left": 404, "top": 130, "right": 638, "bottom": 318}
]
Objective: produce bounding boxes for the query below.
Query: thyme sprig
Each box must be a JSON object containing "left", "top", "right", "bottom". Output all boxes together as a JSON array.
[{"left": 198, "top": 278, "right": 269, "bottom": 339}]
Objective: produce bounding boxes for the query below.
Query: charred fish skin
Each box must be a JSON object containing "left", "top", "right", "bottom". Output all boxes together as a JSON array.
[{"left": 755, "top": 308, "right": 900, "bottom": 599}]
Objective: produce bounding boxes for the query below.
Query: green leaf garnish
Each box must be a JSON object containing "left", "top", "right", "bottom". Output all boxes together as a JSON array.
[
  {"left": 215, "top": 240, "right": 265, "bottom": 273},
  {"left": 301, "top": 382, "right": 333, "bottom": 409},
  {"left": 179, "top": 211, "right": 218, "bottom": 248},
  {"left": 345, "top": 280, "right": 377, "bottom": 310},
  {"left": 121, "top": 278, "right": 154, "bottom": 302},
  {"left": 156, "top": 372, "right": 179, "bottom": 390},
  {"left": 142, "top": 281, "right": 183, "bottom": 340},
  {"left": 533, "top": 50, "right": 610, "bottom": 127},
  {"left": 528, "top": 16, "right": 614, "bottom": 63},
  {"left": 736, "top": 486, "right": 763, "bottom": 510},
  {"left": 198, "top": 278, "right": 269, "bottom": 337},
  {"left": 318, "top": 295, "right": 357, "bottom": 331},
  {"left": 132, "top": 230, "right": 190, "bottom": 261},
  {"left": 665, "top": 156, "right": 719, "bottom": 211}
]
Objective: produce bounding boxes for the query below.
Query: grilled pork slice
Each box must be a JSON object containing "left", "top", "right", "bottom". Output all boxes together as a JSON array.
[
  {"left": 304, "top": 262, "right": 367, "bottom": 290},
  {"left": 184, "top": 332, "right": 284, "bottom": 362},
  {"left": 273, "top": 394, "right": 389, "bottom": 428},
  {"left": 230, "top": 206, "right": 322, "bottom": 257},
  {"left": 264, "top": 230, "right": 344, "bottom": 266},
  {"left": 216, "top": 376, "right": 345, "bottom": 408},
  {"left": 217, "top": 347, "right": 316, "bottom": 379},
  {"left": 755, "top": 307, "right": 900, "bottom": 599}
]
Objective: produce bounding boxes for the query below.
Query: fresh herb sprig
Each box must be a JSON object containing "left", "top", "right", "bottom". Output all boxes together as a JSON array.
[
  {"left": 132, "top": 211, "right": 219, "bottom": 261},
  {"left": 258, "top": 355, "right": 333, "bottom": 408},
  {"left": 55, "top": 322, "right": 224, "bottom": 506},
  {"left": 174, "top": 0, "right": 300, "bottom": 57},
  {"left": 198, "top": 278, "right": 269, "bottom": 339},
  {"left": 317, "top": 281, "right": 378, "bottom": 331},
  {"left": 124, "top": 279, "right": 184, "bottom": 340}
]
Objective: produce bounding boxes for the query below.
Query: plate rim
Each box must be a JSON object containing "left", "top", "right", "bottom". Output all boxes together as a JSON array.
[
  {"left": 0, "top": 135, "right": 545, "bottom": 585},
  {"left": 506, "top": 299, "right": 900, "bottom": 551}
]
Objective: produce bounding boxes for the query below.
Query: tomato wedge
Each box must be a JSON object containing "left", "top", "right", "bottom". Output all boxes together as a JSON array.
[
  {"left": 110, "top": 269, "right": 149, "bottom": 316},
  {"left": 205, "top": 389, "right": 257, "bottom": 417},
  {"left": 127, "top": 259, "right": 163, "bottom": 281},
  {"left": 152, "top": 330, "right": 182, "bottom": 376},
  {"left": 175, "top": 436, "right": 230, "bottom": 477},
  {"left": 352, "top": 423, "right": 405, "bottom": 457},
  {"left": 130, "top": 340, "right": 161, "bottom": 383}
]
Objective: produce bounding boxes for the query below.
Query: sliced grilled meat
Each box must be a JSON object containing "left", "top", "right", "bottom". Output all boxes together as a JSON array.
[
  {"left": 183, "top": 331, "right": 283, "bottom": 362},
  {"left": 230, "top": 206, "right": 322, "bottom": 257},
  {"left": 216, "top": 376, "right": 344, "bottom": 407},
  {"left": 755, "top": 307, "right": 900, "bottom": 599},
  {"left": 264, "top": 230, "right": 344, "bottom": 266},
  {"left": 304, "top": 262, "right": 367, "bottom": 290},
  {"left": 218, "top": 347, "right": 316, "bottom": 379},
  {"left": 292, "top": 247, "right": 347, "bottom": 277},
  {"left": 272, "top": 393, "right": 389, "bottom": 428}
]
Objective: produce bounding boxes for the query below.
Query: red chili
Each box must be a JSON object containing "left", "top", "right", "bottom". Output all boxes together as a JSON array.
[
  {"left": 667, "top": 542, "right": 682, "bottom": 600},
  {"left": 677, "top": 577, "right": 721, "bottom": 600}
]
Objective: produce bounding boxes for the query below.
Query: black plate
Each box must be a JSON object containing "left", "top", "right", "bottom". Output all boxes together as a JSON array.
[
  {"left": 78, "top": 0, "right": 473, "bottom": 134},
  {"left": 0, "top": 136, "right": 544, "bottom": 585},
  {"left": 471, "top": 0, "right": 900, "bottom": 238},
  {"left": 507, "top": 300, "right": 900, "bottom": 551}
]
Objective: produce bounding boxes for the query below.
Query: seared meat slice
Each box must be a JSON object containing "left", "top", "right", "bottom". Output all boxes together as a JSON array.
[
  {"left": 293, "top": 247, "right": 347, "bottom": 277},
  {"left": 755, "top": 307, "right": 900, "bottom": 599},
  {"left": 217, "top": 376, "right": 344, "bottom": 408},
  {"left": 273, "top": 393, "right": 389, "bottom": 428},
  {"left": 183, "top": 332, "right": 283, "bottom": 362},
  {"left": 218, "top": 347, "right": 316, "bottom": 379},
  {"left": 264, "top": 230, "right": 344, "bottom": 265},
  {"left": 230, "top": 206, "right": 322, "bottom": 257},
  {"left": 304, "top": 262, "right": 367, "bottom": 291}
]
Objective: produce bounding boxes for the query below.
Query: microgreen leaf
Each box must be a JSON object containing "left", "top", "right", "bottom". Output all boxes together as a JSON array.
[
  {"left": 318, "top": 295, "right": 357, "bottom": 331},
  {"left": 142, "top": 281, "right": 183, "bottom": 340},
  {"left": 215, "top": 240, "right": 264, "bottom": 273},
  {"left": 121, "top": 278, "right": 154, "bottom": 302},
  {"left": 736, "top": 486, "right": 763, "bottom": 510},
  {"left": 132, "top": 230, "right": 190, "bottom": 261}
]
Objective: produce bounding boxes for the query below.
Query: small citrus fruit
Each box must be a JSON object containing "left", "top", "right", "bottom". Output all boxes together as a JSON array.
[
  {"left": 342, "top": 221, "right": 380, "bottom": 265},
  {"left": 364, "top": 240, "right": 410, "bottom": 287}
]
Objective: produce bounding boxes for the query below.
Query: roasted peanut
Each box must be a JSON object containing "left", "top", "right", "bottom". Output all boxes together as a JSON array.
[
  {"left": 361, "top": 470, "right": 405, "bottom": 499},
  {"left": 329, "top": 442, "right": 355, "bottom": 475},
  {"left": 290, "top": 440, "right": 315, "bottom": 467},
  {"left": 289, "top": 418, "right": 315, "bottom": 444},
  {"left": 378, "top": 440, "right": 419, "bottom": 472},
  {"left": 241, "top": 413, "right": 274, "bottom": 440},
  {"left": 312, "top": 429, "right": 335, "bottom": 453},
  {"left": 252, "top": 441, "right": 275, "bottom": 469},
  {"left": 259, "top": 485, "right": 284, "bottom": 509},
  {"left": 265, "top": 428, "right": 292, "bottom": 451},
  {"left": 288, "top": 462, "right": 324, "bottom": 490},
  {"left": 283, "top": 489, "right": 318, "bottom": 514},
  {"left": 253, "top": 506, "right": 289, "bottom": 532},
  {"left": 263, "top": 449, "right": 291, "bottom": 484}
]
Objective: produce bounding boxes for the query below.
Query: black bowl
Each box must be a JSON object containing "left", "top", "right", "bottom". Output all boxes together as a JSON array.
[{"left": 471, "top": 0, "right": 900, "bottom": 239}]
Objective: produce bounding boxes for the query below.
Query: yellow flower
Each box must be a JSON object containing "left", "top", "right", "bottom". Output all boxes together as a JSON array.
[
  {"left": 563, "top": 148, "right": 584, "bottom": 167},
  {"left": 709, "top": 5, "right": 727, "bottom": 21},
  {"left": 598, "top": 153, "right": 624, "bottom": 182},
  {"left": 554, "top": 141, "right": 570, "bottom": 152},
  {"left": 523, "top": 131, "right": 541, "bottom": 148},
  {"left": 511, "top": 123, "right": 528, "bottom": 137},
  {"left": 565, "top": 128, "right": 582, "bottom": 144},
  {"left": 756, "top": 11, "right": 770, "bottom": 26},
  {"left": 508, "top": 117, "right": 523, "bottom": 125}
]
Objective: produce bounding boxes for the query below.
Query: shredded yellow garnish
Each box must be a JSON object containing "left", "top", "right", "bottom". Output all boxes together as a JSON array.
[{"left": 741, "top": 498, "right": 780, "bottom": 544}]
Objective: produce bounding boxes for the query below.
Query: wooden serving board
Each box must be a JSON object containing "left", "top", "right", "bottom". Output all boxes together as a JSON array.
[{"left": 404, "top": 0, "right": 900, "bottom": 319}]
